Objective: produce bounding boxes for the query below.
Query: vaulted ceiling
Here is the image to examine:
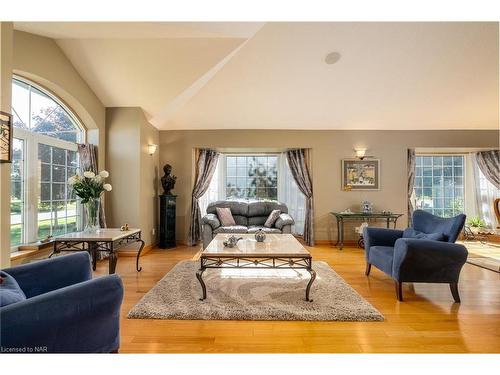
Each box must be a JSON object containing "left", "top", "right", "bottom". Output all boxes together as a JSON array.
[{"left": 14, "top": 22, "right": 499, "bottom": 130}]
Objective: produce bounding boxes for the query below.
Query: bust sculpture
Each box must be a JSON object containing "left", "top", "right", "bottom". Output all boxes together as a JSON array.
[{"left": 161, "top": 164, "right": 177, "bottom": 195}]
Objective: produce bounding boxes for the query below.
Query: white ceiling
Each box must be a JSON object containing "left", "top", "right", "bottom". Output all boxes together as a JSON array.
[
  {"left": 14, "top": 22, "right": 264, "bottom": 39},
  {"left": 14, "top": 22, "right": 499, "bottom": 130}
]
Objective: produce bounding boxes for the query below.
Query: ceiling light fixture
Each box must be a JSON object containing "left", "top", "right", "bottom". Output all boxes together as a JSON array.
[{"left": 325, "top": 51, "right": 341, "bottom": 65}]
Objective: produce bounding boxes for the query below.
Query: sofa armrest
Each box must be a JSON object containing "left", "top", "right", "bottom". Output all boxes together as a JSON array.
[
  {"left": 0, "top": 274, "right": 123, "bottom": 353},
  {"left": 2, "top": 252, "right": 92, "bottom": 298},
  {"left": 275, "top": 213, "right": 294, "bottom": 229},
  {"left": 392, "top": 238, "right": 468, "bottom": 282},
  {"left": 202, "top": 213, "right": 221, "bottom": 229}
]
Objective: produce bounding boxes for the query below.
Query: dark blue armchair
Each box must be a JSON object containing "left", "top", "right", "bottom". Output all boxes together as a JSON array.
[
  {"left": 363, "top": 210, "right": 467, "bottom": 302},
  {"left": 1, "top": 252, "right": 123, "bottom": 353}
]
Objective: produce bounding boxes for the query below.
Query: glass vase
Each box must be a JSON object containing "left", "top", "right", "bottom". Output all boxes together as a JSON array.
[{"left": 84, "top": 197, "right": 101, "bottom": 232}]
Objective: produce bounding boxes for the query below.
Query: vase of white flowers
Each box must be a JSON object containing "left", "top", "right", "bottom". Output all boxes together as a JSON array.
[{"left": 68, "top": 170, "right": 112, "bottom": 232}]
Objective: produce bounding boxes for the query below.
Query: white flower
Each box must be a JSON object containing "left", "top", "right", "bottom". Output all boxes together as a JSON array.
[
  {"left": 103, "top": 184, "right": 112, "bottom": 192},
  {"left": 83, "top": 171, "right": 95, "bottom": 179},
  {"left": 68, "top": 176, "right": 76, "bottom": 185},
  {"left": 99, "top": 170, "right": 109, "bottom": 178},
  {"left": 94, "top": 175, "right": 102, "bottom": 183}
]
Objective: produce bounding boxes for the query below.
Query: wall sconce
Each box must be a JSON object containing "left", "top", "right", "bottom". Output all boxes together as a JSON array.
[
  {"left": 355, "top": 148, "right": 366, "bottom": 160},
  {"left": 148, "top": 144, "right": 157, "bottom": 156}
]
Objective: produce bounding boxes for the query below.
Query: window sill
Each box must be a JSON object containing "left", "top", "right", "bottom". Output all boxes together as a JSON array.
[{"left": 10, "top": 241, "right": 53, "bottom": 261}]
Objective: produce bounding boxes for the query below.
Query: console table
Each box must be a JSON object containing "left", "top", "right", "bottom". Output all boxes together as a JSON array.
[
  {"left": 49, "top": 228, "right": 145, "bottom": 274},
  {"left": 330, "top": 212, "right": 403, "bottom": 250}
]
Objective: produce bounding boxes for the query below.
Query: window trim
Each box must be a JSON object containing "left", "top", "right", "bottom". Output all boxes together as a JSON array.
[
  {"left": 221, "top": 153, "right": 280, "bottom": 200},
  {"left": 13, "top": 75, "right": 86, "bottom": 142},
  {"left": 10, "top": 77, "right": 85, "bottom": 251},
  {"left": 413, "top": 153, "right": 467, "bottom": 217}
]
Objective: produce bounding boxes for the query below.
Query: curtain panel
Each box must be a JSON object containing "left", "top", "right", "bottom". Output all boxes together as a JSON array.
[
  {"left": 475, "top": 150, "right": 500, "bottom": 189},
  {"left": 407, "top": 149, "right": 416, "bottom": 226},
  {"left": 286, "top": 149, "right": 314, "bottom": 246},
  {"left": 187, "top": 149, "right": 220, "bottom": 246}
]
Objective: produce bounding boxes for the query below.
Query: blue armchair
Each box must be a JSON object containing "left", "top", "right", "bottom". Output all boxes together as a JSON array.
[
  {"left": 363, "top": 210, "right": 467, "bottom": 302},
  {"left": 0, "top": 252, "right": 123, "bottom": 353}
]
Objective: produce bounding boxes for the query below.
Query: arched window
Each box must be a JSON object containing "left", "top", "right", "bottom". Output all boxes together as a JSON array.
[{"left": 10, "top": 77, "right": 85, "bottom": 249}]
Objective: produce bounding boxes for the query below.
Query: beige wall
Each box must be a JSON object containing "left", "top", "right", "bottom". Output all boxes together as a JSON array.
[
  {"left": 106, "top": 107, "right": 159, "bottom": 246},
  {"left": 140, "top": 120, "right": 160, "bottom": 246},
  {"left": 0, "top": 22, "right": 13, "bottom": 267},
  {"left": 159, "top": 129, "right": 500, "bottom": 243},
  {"left": 13, "top": 31, "right": 106, "bottom": 169}
]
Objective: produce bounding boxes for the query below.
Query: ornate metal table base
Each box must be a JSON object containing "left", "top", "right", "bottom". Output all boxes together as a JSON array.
[
  {"left": 49, "top": 231, "right": 145, "bottom": 274},
  {"left": 196, "top": 256, "right": 316, "bottom": 302},
  {"left": 331, "top": 212, "right": 403, "bottom": 250}
]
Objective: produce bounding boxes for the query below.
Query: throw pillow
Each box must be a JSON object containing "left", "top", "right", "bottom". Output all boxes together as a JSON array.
[
  {"left": 0, "top": 271, "right": 27, "bottom": 307},
  {"left": 264, "top": 209, "right": 281, "bottom": 228},
  {"left": 216, "top": 207, "right": 236, "bottom": 227},
  {"left": 403, "top": 228, "right": 445, "bottom": 242}
]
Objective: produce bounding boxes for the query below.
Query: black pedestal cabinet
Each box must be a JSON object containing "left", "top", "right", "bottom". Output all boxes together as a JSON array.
[{"left": 159, "top": 195, "right": 176, "bottom": 248}]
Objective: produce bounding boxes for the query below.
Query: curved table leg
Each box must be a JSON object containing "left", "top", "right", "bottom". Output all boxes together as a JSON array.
[
  {"left": 196, "top": 268, "right": 207, "bottom": 301},
  {"left": 135, "top": 239, "right": 146, "bottom": 272},
  {"left": 334, "top": 218, "right": 340, "bottom": 246},
  {"left": 305, "top": 268, "right": 316, "bottom": 302}
]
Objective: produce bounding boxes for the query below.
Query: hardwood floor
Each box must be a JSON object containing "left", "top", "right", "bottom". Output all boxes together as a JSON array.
[{"left": 94, "top": 244, "right": 500, "bottom": 353}]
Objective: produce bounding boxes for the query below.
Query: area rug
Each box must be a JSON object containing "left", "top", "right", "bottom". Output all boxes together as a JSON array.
[
  {"left": 460, "top": 241, "right": 500, "bottom": 273},
  {"left": 127, "top": 260, "right": 384, "bottom": 321}
]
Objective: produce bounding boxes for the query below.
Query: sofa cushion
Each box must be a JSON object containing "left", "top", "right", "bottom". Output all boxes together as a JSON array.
[
  {"left": 213, "top": 226, "right": 249, "bottom": 235},
  {"left": 207, "top": 200, "right": 248, "bottom": 216},
  {"left": 368, "top": 246, "right": 394, "bottom": 276},
  {"left": 264, "top": 209, "right": 281, "bottom": 228},
  {"left": 216, "top": 207, "right": 236, "bottom": 227},
  {"left": 248, "top": 200, "right": 288, "bottom": 217},
  {"left": 247, "top": 226, "right": 282, "bottom": 234},
  {"left": 403, "top": 228, "right": 445, "bottom": 242},
  {"left": 0, "top": 271, "right": 27, "bottom": 307}
]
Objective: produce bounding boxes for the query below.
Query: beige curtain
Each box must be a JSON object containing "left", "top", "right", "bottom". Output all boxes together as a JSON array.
[
  {"left": 286, "top": 149, "right": 314, "bottom": 246},
  {"left": 187, "top": 149, "right": 220, "bottom": 246},
  {"left": 476, "top": 150, "right": 500, "bottom": 189}
]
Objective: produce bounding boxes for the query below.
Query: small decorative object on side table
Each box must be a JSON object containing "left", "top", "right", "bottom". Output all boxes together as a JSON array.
[
  {"left": 68, "top": 169, "right": 112, "bottom": 232},
  {"left": 361, "top": 201, "right": 373, "bottom": 213},
  {"left": 255, "top": 229, "right": 266, "bottom": 242}
]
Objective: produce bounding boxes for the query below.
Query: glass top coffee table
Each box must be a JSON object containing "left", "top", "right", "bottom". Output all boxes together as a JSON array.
[{"left": 196, "top": 234, "right": 316, "bottom": 302}]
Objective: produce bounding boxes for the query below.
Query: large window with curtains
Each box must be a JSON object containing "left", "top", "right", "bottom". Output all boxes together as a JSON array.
[
  {"left": 199, "top": 153, "right": 306, "bottom": 235},
  {"left": 10, "top": 77, "right": 84, "bottom": 250}
]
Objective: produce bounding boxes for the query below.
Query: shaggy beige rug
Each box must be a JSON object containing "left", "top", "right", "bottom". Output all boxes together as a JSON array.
[{"left": 127, "top": 261, "right": 383, "bottom": 321}]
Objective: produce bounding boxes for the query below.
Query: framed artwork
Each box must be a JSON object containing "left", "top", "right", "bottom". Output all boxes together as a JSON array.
[
  {"left": 342, "top": 159, "right": 380, "bottom": 191},
  {"left": 0, "top": 111, "right": 12, "bottom": 163}
]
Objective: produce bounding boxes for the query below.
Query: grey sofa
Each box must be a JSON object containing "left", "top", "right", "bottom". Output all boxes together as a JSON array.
[{"left": 202, "top": 200, "right": 294, "bottom": 248}]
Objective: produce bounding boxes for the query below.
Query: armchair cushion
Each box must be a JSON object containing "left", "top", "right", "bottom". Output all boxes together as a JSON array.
[
  {"left": 202, "top": 213, "right": 221, "bottom": 229},
  {"left": 412, "top": 210, "right": 466, "bottom": 243},
  {"left": 402, "top": 228, "right": 445, "bottom": 242},
  {"left": 0, "top": 271, "right": 26, "bottom": 307},
  {"left": 264, "top": 209, "right": 281, "bottom": 228},
  {"left": 275, "top": 213, "right": 294, "bottom": 229}
]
